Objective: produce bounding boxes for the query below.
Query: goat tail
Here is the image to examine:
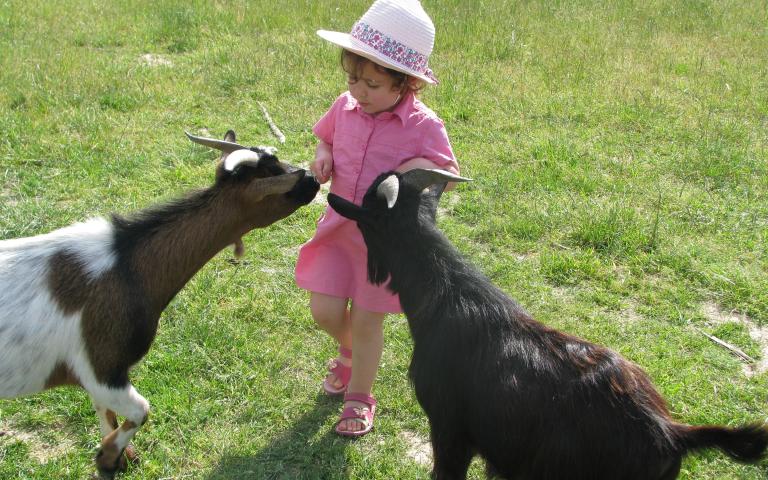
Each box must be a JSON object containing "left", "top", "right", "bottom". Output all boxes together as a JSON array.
[{"left": 673, "top": 422, "right": 768, "bottom": 463}]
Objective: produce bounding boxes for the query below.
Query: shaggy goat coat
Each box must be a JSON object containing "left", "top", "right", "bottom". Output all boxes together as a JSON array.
[
  {"left": 0, "top": 130, "right": 319, "bottom": 477},
  {"left": 327, "top": 169, "right": 768, "bottom": 480}
]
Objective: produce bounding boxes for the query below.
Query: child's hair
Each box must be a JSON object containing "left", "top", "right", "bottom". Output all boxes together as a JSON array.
[{"left": 341, "top": 50, "right": 425, "bottom": 94}]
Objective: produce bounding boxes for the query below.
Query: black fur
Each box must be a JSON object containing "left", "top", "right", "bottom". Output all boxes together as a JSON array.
[{"left": 327, "top": 170, "right": 768, "bottom": 480}]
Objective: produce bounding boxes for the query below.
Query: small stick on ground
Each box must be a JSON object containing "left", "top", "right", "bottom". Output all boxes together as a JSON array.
[
  {"left": 693, "top": 326, "right": 755, "bottom": 363},
  {"left": 258, "top": 102, "right": 286, "bottom": 144}
]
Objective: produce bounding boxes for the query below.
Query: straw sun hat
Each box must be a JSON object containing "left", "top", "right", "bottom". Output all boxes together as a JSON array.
[{"left": 317, "top": 0, "right": 439, "bottom": 84}]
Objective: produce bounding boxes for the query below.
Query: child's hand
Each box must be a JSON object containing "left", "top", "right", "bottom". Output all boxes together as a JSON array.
[{"left": 311, "top": 142, "right": 333, "bottom": 184}]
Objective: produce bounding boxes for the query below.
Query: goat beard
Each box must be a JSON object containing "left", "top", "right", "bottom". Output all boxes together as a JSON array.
[{"left": 366, "top": 249, "right": 391, "bottom": 287}]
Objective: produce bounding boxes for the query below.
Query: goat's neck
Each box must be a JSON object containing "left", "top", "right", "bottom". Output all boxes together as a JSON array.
[
  {"left": 125, "top": 189, "right": 245, "bottom": 313},
  {"left": 386, "top": 226, "right": 464, "bottom": 316},
  {"left": 387, "top": 222, "right": 536, "bottom": 345}
]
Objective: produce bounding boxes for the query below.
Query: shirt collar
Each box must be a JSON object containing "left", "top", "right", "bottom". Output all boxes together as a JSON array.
[{"left": 343, "top": 91, "right": 414, "bottom": 127}]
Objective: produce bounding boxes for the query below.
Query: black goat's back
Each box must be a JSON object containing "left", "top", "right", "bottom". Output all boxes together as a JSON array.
[{"left": 409, "top": 307, "right": 685, "bottom": 479}]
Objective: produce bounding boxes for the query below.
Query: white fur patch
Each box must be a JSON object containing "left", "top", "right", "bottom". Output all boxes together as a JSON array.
[
  {"left": 0, "top": 218, "right": 116, "bottom": 397},
  {"left": 86, "top": 381, "right": 149, "bottom": 425},
  {"left": 224, "top": 149, "right": 262, "bottom": 172},
  {"left": 256, "top": 145, "right": 278, "bottom": 155},
  {"left": 0, "top": 218, "right": 116, "bottom": 277}
]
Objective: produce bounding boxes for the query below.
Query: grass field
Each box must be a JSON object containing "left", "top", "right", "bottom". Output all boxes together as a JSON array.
[{"left": 1, "top": 0, "right": 767, "bottom": 478}]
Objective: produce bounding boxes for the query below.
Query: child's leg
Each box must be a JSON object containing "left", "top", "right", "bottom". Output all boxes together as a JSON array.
[
  {"left": 337, "top": 305, "right": 385, "bottom": 434},
  {"left": 310, "top": 292, "right": 352, "bottom": 390}
]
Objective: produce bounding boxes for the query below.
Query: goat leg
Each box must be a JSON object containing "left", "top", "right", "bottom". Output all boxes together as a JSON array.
[
  {"left": 95, "top": 416, "right": 146, "bottom": 477},
  {"left": 94, "top": 404, "right": 139, "bottom": 469},
  {"left": 430, "top": 431, "right": 474, "bottom": 480},
  {"left": 89, "top": 383, "right": 149, "bottom": 477}
]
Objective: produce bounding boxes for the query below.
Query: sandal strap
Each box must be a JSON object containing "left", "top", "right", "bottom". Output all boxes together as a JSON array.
[
  {"left": 336, "top": 393, "right": 377, "bottom": 436},
  {"left": 338, "top": 345, "right": 352, "bottom": 359},
  {"left": 338, "top": 405, "right": 374, "bottom": 424},
  {"left": 328, "top": 359, "right": 352, "bottom": 385},
  {"left": 343, "top": 392, "right": 377, "bottom": 407}
]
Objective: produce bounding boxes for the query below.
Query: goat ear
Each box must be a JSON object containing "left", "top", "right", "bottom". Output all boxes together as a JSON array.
[
  {"left": 401, "top": 168, "right": 472, "bottom": 192},
  {"left": 425, "top": 182, "right": 446, "bottom": 201},
  {"left": 246, "top": 171, "right": 304, "bottom": 201},
  {"left": 419, "top": 183, "right": 445, "bottom": 222},
  {"left": 376, "top": 175, "right": 400, "bottom": 209},
  {"left": 328, "top": 193, "right": 367, "bottom": 222}
]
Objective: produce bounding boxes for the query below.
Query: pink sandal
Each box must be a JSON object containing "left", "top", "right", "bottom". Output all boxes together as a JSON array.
[
  {"left": 335, "top": 392, "right": 377, "bottom": 437},
  {"left": 322, "top": 346, "right": 352, "bottom": 395}
]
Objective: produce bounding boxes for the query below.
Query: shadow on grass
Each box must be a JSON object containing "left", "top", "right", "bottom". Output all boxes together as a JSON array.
[{"left": 205, "top": 392, "right": 351, "bottom": 480}]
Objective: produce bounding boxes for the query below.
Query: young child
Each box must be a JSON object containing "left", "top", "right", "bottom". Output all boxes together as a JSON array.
[{"left": 295, "top": 0, "right": 460, "bottom": 437}]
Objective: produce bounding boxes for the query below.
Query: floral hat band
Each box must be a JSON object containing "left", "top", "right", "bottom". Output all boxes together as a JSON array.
[
  {"left": 350, "top": 22, "right": 438, "bottom": 84},
  {"left": 316, "top": 0, "right": 439, "bottom": 85}
]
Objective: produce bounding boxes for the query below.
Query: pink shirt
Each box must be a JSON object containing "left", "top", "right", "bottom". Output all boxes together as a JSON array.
[{"left": 295, "top": 91, "right": 458, "bottom": 313}]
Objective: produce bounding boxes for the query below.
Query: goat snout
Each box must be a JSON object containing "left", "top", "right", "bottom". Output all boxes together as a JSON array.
[{"left": 288, "top": 170, "right": 320, "bottom": 204}]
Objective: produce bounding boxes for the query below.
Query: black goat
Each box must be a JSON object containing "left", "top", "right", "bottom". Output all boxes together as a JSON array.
[{"left": 327, "top": 169, "right": 768, "bottom": 480}]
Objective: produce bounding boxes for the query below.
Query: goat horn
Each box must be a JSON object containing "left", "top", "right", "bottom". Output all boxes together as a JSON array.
[
  {"left": 376, "top": 175, "right": 400, "bottom": 209},
  {"left": 185, "top": 131, "right": 248, "bottom": 153},
  {"left": 224, "top": 149, "right": 262, "bottom": 171},
  {"left": 403, "top": 168, "right": 472, "bottom": 191}
]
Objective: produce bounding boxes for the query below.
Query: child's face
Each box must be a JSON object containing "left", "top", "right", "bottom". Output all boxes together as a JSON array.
[{"left": 347, "top": 61, "right": 402, "bottom": 115}]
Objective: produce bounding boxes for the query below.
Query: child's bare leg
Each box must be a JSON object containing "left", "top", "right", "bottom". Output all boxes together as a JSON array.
[
  {"left": 338, "top": 305, "right": 385, "bottom": 433},
  {"left": 311, "top": 292, "right": 352, "bottom": 390}
]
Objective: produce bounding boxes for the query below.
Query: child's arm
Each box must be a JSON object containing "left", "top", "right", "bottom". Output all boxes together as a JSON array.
[
  {"left": 311, "top": 141, "right": 333, "bottom": 184},
  {"left": 396, "top": 157, "right": 459, "bottom": 191}
]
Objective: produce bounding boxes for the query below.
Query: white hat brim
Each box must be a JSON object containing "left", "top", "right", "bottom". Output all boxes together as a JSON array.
[{"left": 317, "top": 29, "right": 437, "bottom": 84}]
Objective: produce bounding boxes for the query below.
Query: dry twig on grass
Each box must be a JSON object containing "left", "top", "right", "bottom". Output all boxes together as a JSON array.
[
  {"left": 258, "top": 102, "right": 286, "bottom": 144},
  {"left": 693, "top": 326, "right": 755, "bottom": 364}
]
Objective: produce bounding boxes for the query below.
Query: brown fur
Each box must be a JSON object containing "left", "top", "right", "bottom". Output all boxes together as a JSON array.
[
  {"left": 16, "top": 129, "right": 319, "bottom": 477},
  {"left": 44, "top": 362, "right": 81, "bottom": 389},
  {"left": 47, "top": 251, "right": 91, "bottom": 315}
]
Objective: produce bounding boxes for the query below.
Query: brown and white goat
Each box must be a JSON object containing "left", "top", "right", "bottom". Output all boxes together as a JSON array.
[
  {"left": 0, "top": 130, "right": 319, "bottom": 478},
  {"left": 328, "top": 169, "right": 768, "bottom": 480}
]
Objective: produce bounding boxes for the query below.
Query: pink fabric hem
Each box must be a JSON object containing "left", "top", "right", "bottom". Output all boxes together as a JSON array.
[{"left": 295, "top": 276, "right": 402, "bottom": 314}]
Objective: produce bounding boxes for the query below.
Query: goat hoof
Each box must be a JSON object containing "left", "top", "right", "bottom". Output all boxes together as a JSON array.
[
  {"left": 95, "top": 462, "right": 118, "bottom": 479},
  {"left": 124, "top": 444, "right": 139, "bottom": 464},
  {"left": 94, "top": 467, "right": 117, "bottom": 480},
  {"left": 95, "top": 446, "right": 127, "bottom": 478}
]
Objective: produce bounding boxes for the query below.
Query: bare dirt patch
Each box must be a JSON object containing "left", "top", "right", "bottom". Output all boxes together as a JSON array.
[
  {"left": 139, "top": 53, "right": 173, "bottom": 67},
  {"left": 702, "top": 301, "right": 768, "bottom": 377},
  {"left": 618, "top": 301, "right": 644, "bottom": 325},
  {"left": 0, "top": 193, "right": 17, "bottom": 207},
  {"left": 0, "top": 419, "right": 76, "bottom": 463},
  {"left": 399, "top": 430, "right": 432, "bottom": 466},
  {"left": 437, "top": 191, "right": 460, "bottom": 219}
]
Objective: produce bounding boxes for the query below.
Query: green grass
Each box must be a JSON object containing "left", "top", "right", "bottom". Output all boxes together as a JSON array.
[{"left": 1, "top": 0, "right": 767, "bottom": 478}]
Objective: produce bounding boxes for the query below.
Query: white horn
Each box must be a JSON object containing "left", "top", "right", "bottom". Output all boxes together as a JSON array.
[
  {"left": 224, "top": 149, "right": 262, "bottom": 171},
  {"left": 403, "top": 168, "right": 472, "bottom": 191},
  {"left": 376, "top": 175, "right": 400, "bottom": 209}
]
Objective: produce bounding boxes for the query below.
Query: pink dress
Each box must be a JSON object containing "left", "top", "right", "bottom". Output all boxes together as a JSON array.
[{"left": 295, "top": 91, "right": 458, "bottom": 313}]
